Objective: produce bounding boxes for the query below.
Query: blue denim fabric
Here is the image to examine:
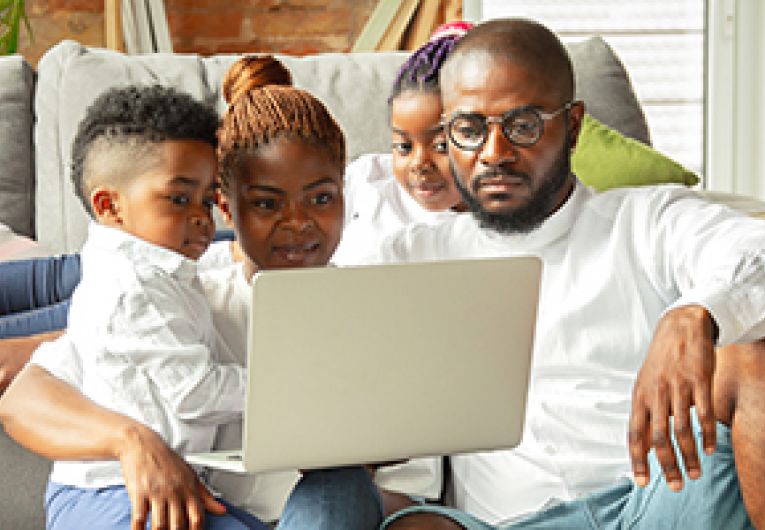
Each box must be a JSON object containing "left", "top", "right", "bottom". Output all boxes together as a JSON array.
[
  {"left": 45, "top": 482, "right": 269, "bottom": 530},
  {"left": 382, "top": 414, "right": 753, "bottom": 530},
  {"left": 276, "top": 467, "right": 383, "bottom": 530},
  {"left": 0, "top": 254, "right": 80, "bottom": 337},
  {"left": 0, "top": 254, "right": 80, "bottom": 316}
]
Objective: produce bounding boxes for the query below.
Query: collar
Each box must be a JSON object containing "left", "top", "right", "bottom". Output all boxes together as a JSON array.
[{"left": 83, "top": 222, "right": 198, "bottom": 280}]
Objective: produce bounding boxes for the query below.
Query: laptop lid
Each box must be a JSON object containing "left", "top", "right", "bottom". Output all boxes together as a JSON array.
[{"left": 233, "top": 256, "right": 541, "bottom": 473}]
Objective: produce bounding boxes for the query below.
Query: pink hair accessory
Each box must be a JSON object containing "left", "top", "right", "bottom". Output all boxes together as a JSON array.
[{"left": 429, "top": 21, "right": 474, "bottom": 42}]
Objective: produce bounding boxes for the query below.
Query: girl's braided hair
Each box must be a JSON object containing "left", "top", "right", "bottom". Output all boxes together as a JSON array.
[{"left": 389, "top": 20, "right": 473, "bottom": 102}]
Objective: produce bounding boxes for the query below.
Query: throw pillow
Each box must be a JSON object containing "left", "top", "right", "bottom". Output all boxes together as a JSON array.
[{"left": 572, "top": 114, "right": 699, "bottom": 191}]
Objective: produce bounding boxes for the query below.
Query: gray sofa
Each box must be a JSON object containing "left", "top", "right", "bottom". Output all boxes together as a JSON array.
[{"left": 0, "top": 36, "right": 650, "bottom": 529}]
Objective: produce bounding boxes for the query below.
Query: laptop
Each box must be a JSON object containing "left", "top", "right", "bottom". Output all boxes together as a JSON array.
[{"left": 186, "top": 256, "right": 541, "bottom": 474}]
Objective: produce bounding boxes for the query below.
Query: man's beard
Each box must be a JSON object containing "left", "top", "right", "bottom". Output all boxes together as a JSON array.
[{"left": 452, "top": 140, "right": 571, "bottom": 234}]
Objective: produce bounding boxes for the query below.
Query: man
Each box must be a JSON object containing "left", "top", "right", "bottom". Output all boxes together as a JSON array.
[{"left": 282, "top": 17, "right": 765, "bottom": 529}]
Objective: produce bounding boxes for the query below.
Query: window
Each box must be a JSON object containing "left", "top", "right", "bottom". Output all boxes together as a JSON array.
[{"left": 478, "top": 0, "right": 705, "bottom": 178}]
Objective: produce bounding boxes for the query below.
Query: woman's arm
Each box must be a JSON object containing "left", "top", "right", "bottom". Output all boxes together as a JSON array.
[
  {"left": 0, "top": 364, "right": 225, "bottom": 530},
  {"left": 0, "top": 330, "right": 63, "bottom": 394}
]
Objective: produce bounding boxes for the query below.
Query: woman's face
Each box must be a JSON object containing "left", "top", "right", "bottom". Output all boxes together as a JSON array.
[
  {"left": 220, "top": 137, "right": 345, "bottom": 277},
  {"left": 390, "top": 90, "right": 463, "bottom": 211}
]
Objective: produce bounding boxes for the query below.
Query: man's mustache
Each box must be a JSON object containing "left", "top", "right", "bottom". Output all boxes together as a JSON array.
[{"left": 471, "top": 169, "right": 531, "bottom": 194}]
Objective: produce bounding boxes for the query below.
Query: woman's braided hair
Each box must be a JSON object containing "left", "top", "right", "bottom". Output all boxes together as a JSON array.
[{"left": 217, "top": 55, "right": 345, "bottom": 190}]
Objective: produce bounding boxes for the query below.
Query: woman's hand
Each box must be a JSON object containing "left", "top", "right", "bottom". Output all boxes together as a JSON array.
[{"left": 117, "top": 424, "right": 226, "bottom": 530}]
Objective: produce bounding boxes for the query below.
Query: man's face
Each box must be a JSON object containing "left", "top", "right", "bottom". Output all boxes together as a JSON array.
[{"left": 442, "top": 54, "right": 582, "bottom": 233}]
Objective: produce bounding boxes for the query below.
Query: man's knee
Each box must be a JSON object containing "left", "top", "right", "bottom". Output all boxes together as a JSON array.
[{"left": 385, "top": 513, "right": 464, "bottom": 530}]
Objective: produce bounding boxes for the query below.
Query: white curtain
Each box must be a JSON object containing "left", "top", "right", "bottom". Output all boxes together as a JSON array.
[{"left": 122, "top": 0, "right": 173, "bottom": 54}]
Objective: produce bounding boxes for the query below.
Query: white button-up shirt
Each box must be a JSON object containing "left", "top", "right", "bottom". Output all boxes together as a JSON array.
[
  {"left": 332, "top": 153, "right": 459, "bottom": 266},
  {"left": 372, "top": 180, "right": 765, "bottom": 524},
  {"left": 31, "top": 223, "right": 246, "bottom": 488}
]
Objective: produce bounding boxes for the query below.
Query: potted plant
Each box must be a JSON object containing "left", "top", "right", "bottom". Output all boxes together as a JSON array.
[{"left": 0, "top": 0, "right": 30, "bottom": 55}]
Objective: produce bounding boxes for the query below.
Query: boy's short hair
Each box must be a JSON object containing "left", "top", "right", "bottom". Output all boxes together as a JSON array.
[{"left": 70, "top": 85, "right": 220, "bottom": 217}]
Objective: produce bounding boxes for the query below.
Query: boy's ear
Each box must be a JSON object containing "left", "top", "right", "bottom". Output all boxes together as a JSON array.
[
  {"left": 90, "top": 187, "right": 122, "bottom": 224},
  {"left": 216, "top": 189, "right": 234, "bottom": 227}
]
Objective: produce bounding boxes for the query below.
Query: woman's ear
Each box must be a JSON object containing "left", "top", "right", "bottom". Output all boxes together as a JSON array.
[
  {"left": 90, "top": 187, "right": 121, "bottom": 224},
  {"left": 567, "top": 100, "right": 586, "bottom": 151}
]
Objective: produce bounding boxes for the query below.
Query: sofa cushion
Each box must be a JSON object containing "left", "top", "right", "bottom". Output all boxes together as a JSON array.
[
  {"left": 0, "top": 430, "right": 50, "bottom": 530},
  {"left": 34, "top": 37, "right": 649, "bottom": 253},
  {"left": 0, "top": 55, "right": 35, "bottom": 238},
  {"left": 573, "top": 114, "right": 698, "bottom": 191}
]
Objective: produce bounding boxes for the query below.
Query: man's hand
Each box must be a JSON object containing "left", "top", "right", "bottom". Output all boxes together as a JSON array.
[
  {"left": 628, "top": 304, "right": 718, "bottom": 492},
  {"left": 117, "top": 424, "right": 226, "bottom": 530}
]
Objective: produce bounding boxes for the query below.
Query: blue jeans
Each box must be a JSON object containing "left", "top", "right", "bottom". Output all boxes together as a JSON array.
[
  {"left": 0, "top": 254, "right": 80, "bottom": 337},
  {"left": 381, "top": 416, "right": 752, "bottom": 530},
  {"left": 45, "top": 482, "right": 269, "bottom": 530},
  {"left": 277, "top": 467, "right": 383, "bottom": 529},
  {"left": 279, "top": 420, "right": 751, "bottom": 529}
]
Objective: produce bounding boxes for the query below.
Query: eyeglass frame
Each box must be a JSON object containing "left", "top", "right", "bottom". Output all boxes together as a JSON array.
[{"left": 443, "top": 100, "right": 577, "bottom": 151}]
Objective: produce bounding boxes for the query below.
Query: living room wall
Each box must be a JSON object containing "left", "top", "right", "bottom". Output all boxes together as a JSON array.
[{"left": 18, "top": 0, "right": 377, "bottom": 65}]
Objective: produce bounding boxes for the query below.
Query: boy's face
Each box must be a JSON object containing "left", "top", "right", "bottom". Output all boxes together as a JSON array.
[
  {"left": 220, "top": 137, "right": 344, "bottom": 273},
  {"left": 390, "top": 90, "right": 462, "bottom": 212},
  {"left": 94, "top": 140, "right": 217, "bottom": 260}
]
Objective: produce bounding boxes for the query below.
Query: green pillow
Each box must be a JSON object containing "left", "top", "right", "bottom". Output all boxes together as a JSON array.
[{"left": 572, "top": 114, "right": 699, "bottom": 191}]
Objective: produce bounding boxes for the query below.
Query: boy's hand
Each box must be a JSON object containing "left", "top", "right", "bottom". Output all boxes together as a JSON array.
[
  {"left": 628, "top": 305, "right": 717, "bottom": 492},
  {"left": 118, "top": 424, "right": 226, "bottom": 530}
]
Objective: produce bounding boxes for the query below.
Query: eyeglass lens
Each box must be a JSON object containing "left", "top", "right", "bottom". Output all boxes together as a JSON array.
[{"left": 448, "top": 108, "right": 545, "bottom": 149}]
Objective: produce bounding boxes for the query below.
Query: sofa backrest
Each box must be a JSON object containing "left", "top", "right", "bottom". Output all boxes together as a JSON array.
[
  {"left": 0, "top": 55, "right": 35, "bottom": 238},
  {"left": 33, "top": 37, "right": 648, "bottom": 254}
]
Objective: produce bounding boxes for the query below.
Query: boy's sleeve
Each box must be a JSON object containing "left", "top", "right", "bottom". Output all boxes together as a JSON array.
[
  {"left": 79, "top": 275, "right": 247, "bottom": 425},
  {"left": 29, "top": 334, "right": 83, "bottom": 388}
]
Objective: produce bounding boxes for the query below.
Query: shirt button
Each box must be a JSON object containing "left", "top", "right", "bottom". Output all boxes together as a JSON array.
[{"left": 545, "top": 445, "right": 556, "bottom": 455}]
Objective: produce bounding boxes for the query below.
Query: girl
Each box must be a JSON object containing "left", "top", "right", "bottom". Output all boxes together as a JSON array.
[{"left": 333, "top": 21, "right": 472, "bottom": 265}]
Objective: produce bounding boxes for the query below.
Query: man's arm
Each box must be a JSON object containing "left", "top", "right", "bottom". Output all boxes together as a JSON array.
[
  {"left": 0, "top": 330, "right": 62, "bottom": 395},
  {"left": 0, "top": 364, "right": 225, "bottom": 530}
]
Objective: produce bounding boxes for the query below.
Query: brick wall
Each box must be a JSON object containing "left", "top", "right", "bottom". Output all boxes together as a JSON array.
[{"left": 17, "top": 0, "right": 377, "bottom": 65}]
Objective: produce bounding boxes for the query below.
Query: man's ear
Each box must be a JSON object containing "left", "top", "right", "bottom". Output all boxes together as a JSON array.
[
  {"left": 567, "top": 100, "right": 586, "bottom": 151},
  {"left": 90, "top": 187, "right": 121, "bottom": 224},
  {"left": 216, "top": 189, "right": 235, "bottom": 227}
]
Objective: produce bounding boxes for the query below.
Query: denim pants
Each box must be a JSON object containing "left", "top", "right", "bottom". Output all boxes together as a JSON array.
[
  {"left": 45, "top": 482, "right": 269, "bottom": 530},
  {"left": 0, "top": 254, "right": 80, "bottom": 337},
  {"left": 381, "top": 415, "right": 752, "bottom": 530},
  {"left": 276, "top": 419, "right": 752, "bottom": 529}
]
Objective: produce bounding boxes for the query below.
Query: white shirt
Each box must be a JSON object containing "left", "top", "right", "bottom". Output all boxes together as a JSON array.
[
  {"left": 372, "top": 180, "right": 765, "bottom": 524},
  {"left": 198, "top": 240, "right": 235, "bottom": 272},
  {"left": 30, "top": 223, "right": 247, "bottom": 488},
  {"left": 332, "top": 153, "right": 459, "bottom": 266}
]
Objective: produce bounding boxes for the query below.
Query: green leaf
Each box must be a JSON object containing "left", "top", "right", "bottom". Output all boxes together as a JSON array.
[{"left": 0, "top": 0, "right": 28, "bottom": 56}]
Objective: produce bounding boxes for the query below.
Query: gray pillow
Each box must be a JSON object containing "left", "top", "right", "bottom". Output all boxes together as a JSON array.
[
  {"left": 0, "top": 55, "right": 35, "bottom": 238},
  {"left": 569, "top": 36, "right": 651, "bottom": 145}
]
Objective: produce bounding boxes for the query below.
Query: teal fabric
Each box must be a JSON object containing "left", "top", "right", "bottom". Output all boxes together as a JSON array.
[{"left": 382, "top": 412, "right": 752, "bottom": 530}]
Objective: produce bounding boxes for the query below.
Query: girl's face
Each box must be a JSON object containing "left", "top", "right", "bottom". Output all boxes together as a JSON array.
[
  {"left": 390, "top": 90, "right": 463, "bottom": 211},
  {"left": 219, "top": 137, "right": 344, "bottom": 277}
]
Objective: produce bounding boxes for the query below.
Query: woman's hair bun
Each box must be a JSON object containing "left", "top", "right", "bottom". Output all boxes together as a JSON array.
[{"left": 222, "top": 55, "right": 293, "bottom": 105}]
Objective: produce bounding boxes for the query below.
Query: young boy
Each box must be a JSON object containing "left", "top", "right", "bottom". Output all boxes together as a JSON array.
[{"left": 35, "top": 85, "right": 263, "bottom": 529}]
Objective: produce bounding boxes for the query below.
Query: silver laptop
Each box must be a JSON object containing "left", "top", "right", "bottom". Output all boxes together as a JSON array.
[{"left": 186, "top": 256, "right": 541, "bottom": 474}]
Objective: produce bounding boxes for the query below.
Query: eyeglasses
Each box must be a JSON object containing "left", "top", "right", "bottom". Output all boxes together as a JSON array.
[{"left": 444, "top": 101, "right": 575, "bottom": 151}]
